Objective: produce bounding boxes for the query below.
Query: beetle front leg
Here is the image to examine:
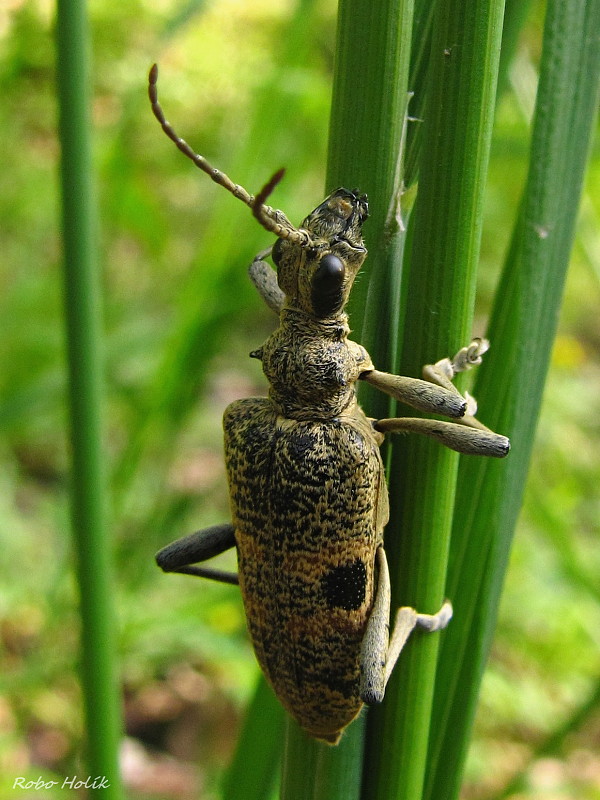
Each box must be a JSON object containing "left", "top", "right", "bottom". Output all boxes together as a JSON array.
[
  {"left": 156, "top": 523, "right": 239, "bottom": 585},
  {"left": 364, "top": 337, "right": 510, "bottom": 456},
  {"left": 422, "top": 338, "right": 488, "bottom": 397},
  {"left": 360, "top": 338, "right": 493, "bottom": 422},
  {"left": 361, "top": 370, "right": 467, "bottom": 418},
  {"left": 360, "top": 547, "right": 452, "bottom": 705},
  {"left": 248, "top": 247, "right": 285, "bottom": 315}
]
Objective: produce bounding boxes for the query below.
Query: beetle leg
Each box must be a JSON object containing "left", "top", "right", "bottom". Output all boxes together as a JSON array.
[
  {"left": 422, "top": 338, "right": 489, "bottom": 396},
  {"left": 248, "top": 247, "right": 285, "bottom": 315},
  {"left": 360, "top": 547, "right": 392, "bottom": 704},
  {"left": 421, "top": 338, "right": 491, "bottom": 420},
  {"left": 385, "top": 600, "right": 453, "bottom": 689},
  {"left": 361, "top": 370, "right": 467, "bottom": 418},
  {"left": 374, "top": 416, "right": 510, "bottom": 457},
  {"left": 156, "top": 523, "right": 239, "bottom": 585},
  {"left": 361, "top": 338, "right": 495, "bottom": 422},
  {"left": 360, "top": 547, "right": 452, "bottom": 705}
]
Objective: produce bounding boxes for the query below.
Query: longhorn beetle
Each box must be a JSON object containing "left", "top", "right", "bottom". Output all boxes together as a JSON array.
[{"left": 149, "top": 64, "right": 510, "bottom": 744}]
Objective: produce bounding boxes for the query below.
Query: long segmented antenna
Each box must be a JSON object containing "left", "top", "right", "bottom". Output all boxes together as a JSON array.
[
  {"left": 252, "top": 167, "right": 285, "bottom": 224},
  {"left": 148, "top": 64, "right": 311, "bottom": 245}
]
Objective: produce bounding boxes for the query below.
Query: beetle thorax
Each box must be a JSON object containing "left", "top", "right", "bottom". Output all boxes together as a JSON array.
[{"left": 261, "top": 309, "right": 362, "bottom": 421}]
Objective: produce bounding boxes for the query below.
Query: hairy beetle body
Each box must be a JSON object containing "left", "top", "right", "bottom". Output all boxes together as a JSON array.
[
  {"left": 225, "top": 400, "right": 387, "bottom": 742},
  {"left": 222, "top": 192, "right": 391, "bottom": 742},
  {"left": 150, "top": 65, "right": 510, "bottom": 744}
]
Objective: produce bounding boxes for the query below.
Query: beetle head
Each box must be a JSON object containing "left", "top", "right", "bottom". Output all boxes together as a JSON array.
[
  {"left": 272, "top": 188, "right": 369, "bottom": 319},
  {"left": 148, "top": 68, "right": 368, "bottom": 320}
]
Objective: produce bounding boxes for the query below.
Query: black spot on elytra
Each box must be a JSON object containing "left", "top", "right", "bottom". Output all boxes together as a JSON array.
[{"left": 322, "top": 559, "right": 367, "bottom": 610}]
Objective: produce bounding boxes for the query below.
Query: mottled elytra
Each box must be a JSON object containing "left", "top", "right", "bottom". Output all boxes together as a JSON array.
[{"left": 150, "top": 65, "right": 510, "bottom": 744}]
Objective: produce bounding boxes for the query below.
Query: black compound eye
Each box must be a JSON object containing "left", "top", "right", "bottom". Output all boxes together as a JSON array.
[
  {"left": 271, "top": 238, "right": 284, "bottom": 267},
  {"left": 311, "top": 253, "right": 346, "bottom": 318},
  {"left": 314, "top": 253, "right": 345, "bottom": 288}
]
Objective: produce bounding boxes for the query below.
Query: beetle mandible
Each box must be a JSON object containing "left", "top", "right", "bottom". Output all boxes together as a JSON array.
[{"left": 149, "top": 65, "right": 510, "bottom": 744}]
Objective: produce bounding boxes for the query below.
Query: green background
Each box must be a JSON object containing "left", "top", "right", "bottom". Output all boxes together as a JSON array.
[{"left": 1, "top": 0, "right": 599, "bottom": 797}]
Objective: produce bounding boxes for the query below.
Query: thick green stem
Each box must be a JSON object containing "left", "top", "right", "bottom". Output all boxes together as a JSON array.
[
  {"left": 222, "top": 678, "right": 284, "bottom": 800},
  {"left": 280, "top": 0, "right": 414, "bottom": 797},
  {"left": 426, "top": 0, "right": 600, "bottom": 797},
  {"left": 327, "top": 0, "right": 415, "bottom": 396},
  {"left": 56, "top": 1, "right": 123, "bottom": 794},
  {"left": 363, "top": 1, "right": 505, "bottom": 799}
]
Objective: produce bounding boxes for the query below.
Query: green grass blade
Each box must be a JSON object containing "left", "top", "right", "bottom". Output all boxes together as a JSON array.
[
  {"left": 281, "top": 715, "right": 366, "bottom": 800},
  {"left": 55, "top": 1, "right": 124, "bottom": 794},
  {"left": 222, "top": 677, "right": 283, "bottom": 800},
  {"left": 362, "top": 1, "right": 506, "bottom": 799},
  {"left": 403, "top": 0, "right": 435, "bottom": 188},
  {"left": 426, "top": 0, "right": 600, "bottom": 797},
  {"left": 279, "top": 0, "right": 414, "bottom": 796},
  {"left": 496, "top": 0, "right": 534, "bottom": 97},
  {"left": 280, "top": 719, "right": 323, "bottom": 800},
  {"left": 327, "top": 0, "right": 415, "bottom": 381}
]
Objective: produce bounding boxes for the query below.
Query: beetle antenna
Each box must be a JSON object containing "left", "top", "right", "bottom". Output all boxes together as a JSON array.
[
  {"left": 148, "top": 64, "right": 311, "bottom": 246},
  {"left": 252, "top": 170, "right": 312, "bottom": 245},
  {"left": 253, "top": 168, "right": 286, "bottom": 219},
  {"left": 148, "top": 64, "right": 253, "bottom": 206}
]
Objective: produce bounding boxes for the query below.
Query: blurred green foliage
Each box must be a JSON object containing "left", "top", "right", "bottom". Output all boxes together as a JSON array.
[{"left": 0, "top": 0, "right": 598, "bottom": 797}]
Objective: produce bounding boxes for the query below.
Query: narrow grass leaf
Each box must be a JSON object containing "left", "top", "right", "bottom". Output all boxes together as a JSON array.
[
  {"left": 363, "top": 2, "right": 506, "bottom": 799},
  {"left": 222, "top": 677, "right": 283, "bottom": 800},
  {"left": 426, "top": 0, "right": 600, "bottom": 796},
  {"left": 55, "top": 0, "right": 124, "bottom": 794},
  {"left": 279, "top": 0, "right": 414, "bottom": 796}
]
